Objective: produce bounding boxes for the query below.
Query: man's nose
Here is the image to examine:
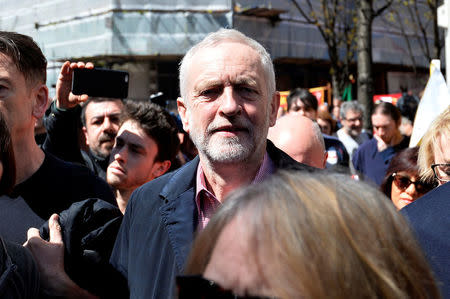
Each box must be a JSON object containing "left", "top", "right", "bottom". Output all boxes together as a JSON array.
[
  {"left": 102, "top": 117, "right": 115, "bottom": 132},
  {"left": 115, "top": 146, "right": 127, "bottom": 162},
  {"left": 219, "top": 87, "right": 242, "bottom": 116}
]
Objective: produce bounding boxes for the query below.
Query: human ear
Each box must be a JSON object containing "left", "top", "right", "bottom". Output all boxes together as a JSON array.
[
  {"left": 32, "top": 84, "right": 49, "bottom": 119},
  {"left": 269, "top": 92, "right": 280, "bottom": 127},
  {"left": 177, "top": 97, "right": 190, "bottom": 133},
  {"left": 152, "top": 160, "right": 171, "bottom": 178},
  {"left": 82, "top": 126, "right": 89, "bottom": 146}
]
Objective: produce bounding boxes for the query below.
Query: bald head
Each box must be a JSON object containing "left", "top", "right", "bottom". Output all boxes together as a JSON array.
[{"left": 268, "top": 115, "right": 326, "bottom": 169}]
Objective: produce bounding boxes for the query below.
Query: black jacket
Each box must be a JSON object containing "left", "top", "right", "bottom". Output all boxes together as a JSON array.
[{"left": 40, "top": 199, "right": 127, "bottom": 298}]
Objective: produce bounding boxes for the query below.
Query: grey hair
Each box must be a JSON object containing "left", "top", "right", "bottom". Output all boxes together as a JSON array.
[
  {"left": 340, "top": 101, "right": 364, "bottom": 120},
  {"left": 178, "top": 28, "right": 276, "bottom": 102}
]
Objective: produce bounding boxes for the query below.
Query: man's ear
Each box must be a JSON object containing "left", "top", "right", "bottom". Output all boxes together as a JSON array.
[
  {"left": 269, "top": 92, "right": 280, "bottom": 127},
  {"left": 177, "top": 97, "right": 190, "bottom": 134},
  {"left": 82, "top": 126, "right": 89, "bottom": 146},
  {"left": 152, "top": 160, "right": 171, "bottom": 179},
  {"left": 32, "top": 84, "right": 49, "bottom": 119}
]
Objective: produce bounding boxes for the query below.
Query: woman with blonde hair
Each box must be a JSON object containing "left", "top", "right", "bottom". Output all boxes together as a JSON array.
[
  {"left": 418, "top": 106, "right": 450, "bottom": 185},
  {"left": 178, "top": 171, "right": 440, "bottom": 298}
]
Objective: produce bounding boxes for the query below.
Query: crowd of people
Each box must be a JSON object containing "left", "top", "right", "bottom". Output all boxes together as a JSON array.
[{"left": 0, "top": 28, "right": 449, "bottom": 298}]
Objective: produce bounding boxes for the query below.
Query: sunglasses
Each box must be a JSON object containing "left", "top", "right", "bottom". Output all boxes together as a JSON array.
[
  {"left": 176, "top": 275, "right": 275, "bottom": 299},
  {"left": 391, "top": 173, "right": 433, "bottom": 194}
]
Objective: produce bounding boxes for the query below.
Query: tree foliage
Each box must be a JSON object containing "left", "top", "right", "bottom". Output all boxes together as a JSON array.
[
  {"left": 290, "top": 0, "right": 357, "bottom": 98},
  {"left": 384, "top": 0, "right": 444, "bottom": 73}
]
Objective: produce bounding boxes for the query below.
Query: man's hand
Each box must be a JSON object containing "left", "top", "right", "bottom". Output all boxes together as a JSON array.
[
  {"left": 55, "top": 61, "right": 94, "bottom": 109},
  {"left": 24, "top": 214, "right": 98, "bottom": 299},
  {"left": 374, "top": 134, "right": 388, "bottom": 152}
]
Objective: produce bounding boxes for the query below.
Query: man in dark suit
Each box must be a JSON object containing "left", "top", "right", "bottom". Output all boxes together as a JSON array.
[
  {"left": 402, "top": 107, "right": 450, "bottom": 298},
  {"left": 402, "top": 182, "right": 450, "bottom": 298},
  {"left": 109, "top": 28, "right": 316, "bottom": 298}
]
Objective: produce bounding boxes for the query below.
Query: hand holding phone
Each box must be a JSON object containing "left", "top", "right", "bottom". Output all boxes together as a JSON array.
[{"left": 72, "top": 68, "right": 129, "bottom": 99}]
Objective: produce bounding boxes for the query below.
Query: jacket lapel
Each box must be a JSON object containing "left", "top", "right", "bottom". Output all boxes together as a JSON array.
[{"left": 159, "top": 157, "right": 199, "bottom": 272}]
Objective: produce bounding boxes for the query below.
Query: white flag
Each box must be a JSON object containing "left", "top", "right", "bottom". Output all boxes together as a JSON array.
[{"left": 409, "top": 69, "right": 450, "bottom": 147}]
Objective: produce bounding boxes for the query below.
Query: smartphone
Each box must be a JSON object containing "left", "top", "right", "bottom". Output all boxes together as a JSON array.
[{"left": 72, "top": 68, "right": 129, "bottom": 99}]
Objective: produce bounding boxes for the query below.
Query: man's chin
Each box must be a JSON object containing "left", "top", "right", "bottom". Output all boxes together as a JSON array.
[
  {"left": 349, "top": 130, "right": 361, "bottom": 138},
  {"left": 204, "top": 143, "right": 253, "bottom": 163}
]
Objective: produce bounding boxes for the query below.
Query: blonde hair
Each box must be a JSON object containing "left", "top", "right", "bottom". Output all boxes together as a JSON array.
[
  {"left": 418, "top": 106, "right": 450, "bottom": 183},
  {"left": 186, "top": 171, "right": 440, "bottom": 298}
]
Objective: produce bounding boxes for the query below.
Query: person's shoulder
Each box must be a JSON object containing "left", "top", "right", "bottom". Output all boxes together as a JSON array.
[
  {"left": 356, "top": 137, "right": 376, "bottom": 151},
  {"left": 129, "top": 158, "right": 199, "bottom": 208},
  {"left": 267, "top": 140, "right": 318, "bottom": 172},
  {"left": 402, "top": 182, "right": 450, "bottom": 220},
  {"left": 44, "top": 151, "right": 106, "bottom": 183},
  {"left": 44, "top": 150, "right": 92, "bottom": 173},
  {"left": 336, "top": 128, "right": 346, "bottom": 138},
  {"left": 43, "top": 151, "right": 115, "bottom": 201}
]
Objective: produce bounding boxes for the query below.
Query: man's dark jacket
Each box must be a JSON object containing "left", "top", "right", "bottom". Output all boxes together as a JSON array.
[
  {"left": 43, "top": 102, "right": 109, "bottom": 179},
  {"left": 110, "top": 141, "right": 317, "bottom": 298},
  {"left": 402, "top": 182, "right": 450, "bottom": 299}
]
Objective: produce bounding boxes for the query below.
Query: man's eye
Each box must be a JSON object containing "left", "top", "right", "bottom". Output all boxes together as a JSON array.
[
  {"left": 236, "top": 86, "right": 255, "bottom": 94},
  {"left": 200, "top": 88, "right": 220, "bottom": 97},
  {"left": 115, "top": 139, "right": 124, "bottom": 148},
  {"left": 130, "top": 146, "right": 144, "bottom": 155},
  {"left": 0, "top": 85, "right": 8, "bottom": 95},
  {"left": 110, "top": 116, "right": 120, "bottom": 124}
]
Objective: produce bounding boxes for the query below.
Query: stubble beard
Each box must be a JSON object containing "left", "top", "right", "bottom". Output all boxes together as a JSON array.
[{"left": 189, "top": 117, "right": 261, "bottom": 164}]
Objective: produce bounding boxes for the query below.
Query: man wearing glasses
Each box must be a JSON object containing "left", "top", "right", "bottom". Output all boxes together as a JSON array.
[
  {"left": 402, "top": 106, "right": 450, "bottom": 298},
  {"left": 336, "top": 101, "right": 371, "bottom": 159}
]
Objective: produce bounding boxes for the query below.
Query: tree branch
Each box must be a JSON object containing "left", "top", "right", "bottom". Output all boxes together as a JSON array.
[{"left": 373, "top": 0, "right": 394, "bottom": 17}]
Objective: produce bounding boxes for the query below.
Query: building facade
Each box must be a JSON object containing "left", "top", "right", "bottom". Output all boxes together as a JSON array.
[{"left": 0, "top": 0, "right": 439, "bottom": 101}]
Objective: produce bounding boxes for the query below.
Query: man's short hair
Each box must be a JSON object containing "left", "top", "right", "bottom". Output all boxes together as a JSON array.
[
  {"left": 179, "top": 28, "right": 275, "bottom": 101},
  {"left": 418, "top": 106, "right": 450, "bottom": 183},
  {"left": 340, "top": 101, "right": 364, "bottom": 120},
  {"left": 0, "top": 31, "right": 47, "bottom": 86},
  {"left": 372, "top": 102, "right": 401, "bottom": 124},
  {"left": 80, "top": 97, "right": 124, "bottom": 127},
  {"left": 287, "top": 88, "right": 318, "bottom": 112},
  {"left": 122, "top": 100, "right": 180, "bottom": 163}
]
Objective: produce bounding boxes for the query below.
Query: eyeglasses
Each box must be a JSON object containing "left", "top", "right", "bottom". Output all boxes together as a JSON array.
[
  {"left": 176, "top": 275, "right": 275, "bottom": 299},
  {"left": 431, "top": 163, "right": 450, "bottom": 182},
  {"left": 391, "top": 173, "right": 433, "bottom": 194},
  {"left": 343, "top": 116, "right": 362, "bottom": 123}
]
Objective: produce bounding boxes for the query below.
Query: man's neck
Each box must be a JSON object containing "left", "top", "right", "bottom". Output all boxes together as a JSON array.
[
  {"left": 199, "top": 151, "right": 265, "bottom": 202},
  {"left": 13, "top": 137, "right": 45, "bottom": 185},
  {"left": 115, "top": 189, "right": 133, "bottom": 214}
]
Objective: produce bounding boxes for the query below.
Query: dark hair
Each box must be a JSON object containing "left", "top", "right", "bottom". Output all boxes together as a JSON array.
[
  {"left": 380, "top": 147, "right": 435, "bottom": 198},
  {"left": 317, "top": 109, "right": 336, "bottom": 132},
  {"left": 287, "top": 88, "right": 318, "bottom": 112},
  {"left": 80, "top": 97, "right": 124, "bottom": 127},
  {"left": 0, "top": 31, "right": 47, "bottom": 85},
  {"left": 122, "top": 100, "right": 180, "bottom": 163},
  {"left": 0, "top": 112, "right": 15, "bottom": 195},
  {"left": 373, "top": 102, "right": 402, "bottom": 124}
]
